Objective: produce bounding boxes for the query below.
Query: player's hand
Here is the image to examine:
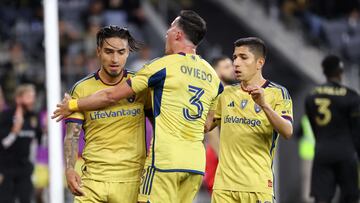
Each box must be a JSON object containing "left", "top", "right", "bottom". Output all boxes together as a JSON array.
[
  {"left": 51, "top": 93, "right": 72, "bottom": 122},
  {"left": 65, "top": 168, "right": 85, "bottom": 196},
  {"left": 246, "top": 85, "right": 266, "bottom": 107}
]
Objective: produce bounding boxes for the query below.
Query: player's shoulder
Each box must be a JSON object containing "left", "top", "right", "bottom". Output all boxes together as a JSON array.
[
  {"left": 222, "top": 83, "right": 240, "bottom": 94},
  {"left": 266, "top": 80, "right": 291, "bottom": 100},
  {"left": 70, "top": 72, "right": 97, "bottom": 95},
  {"left": 199, "top": 57, "right": 218, "bottom": 75},
  {"left": 147, "top": 54, "right": 184, "bottom": 67},
  {"left": 125, "top": 69, "right": 136, "bottom": 78},
  {"left": 342, "top": 85, "right": 359, "bottom": 97}
]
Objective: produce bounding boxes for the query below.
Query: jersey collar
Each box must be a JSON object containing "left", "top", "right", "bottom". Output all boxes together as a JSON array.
[{"left": 94, "top": 69, "right": 128, "bottom": 86}]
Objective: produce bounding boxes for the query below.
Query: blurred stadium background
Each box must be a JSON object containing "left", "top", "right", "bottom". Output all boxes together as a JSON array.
[{"left": 0, "top": 0, "right": 359, "bottom": 202}]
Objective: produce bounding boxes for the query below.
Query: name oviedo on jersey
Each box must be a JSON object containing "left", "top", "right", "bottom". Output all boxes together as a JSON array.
[
  {"left": 224, "top": 115, "right": 261, "bottom": 127},
  {"left": 90, "top": 108, "right": 141, "bottom": 120},
  {"left": 180, "top": 65, "right": 212, "bottom": 82}
]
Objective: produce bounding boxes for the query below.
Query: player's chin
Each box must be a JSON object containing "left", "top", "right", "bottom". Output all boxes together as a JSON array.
[{"left": 235, "top": 75, "right": 242, "bottom": 81}]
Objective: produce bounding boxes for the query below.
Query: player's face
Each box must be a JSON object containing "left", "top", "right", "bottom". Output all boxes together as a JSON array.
[
  {"left": 165, "top": 17, "right": 181, "bottom": 55},
  {"left": 20, "top": 89, "right": 36, "bottom": 111},
  {"left": 215, "top": 58, "right": 236, "bottom": 84},
  {"left": 233, "top": 46, "right": 262, "bottom": 82},
  {"left": 97, "top": 37, "right": 129, "bottom": 78}
]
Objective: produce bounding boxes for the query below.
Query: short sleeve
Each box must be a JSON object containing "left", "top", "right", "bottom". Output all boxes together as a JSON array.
[
  {"left": 214, "top": 94, "right": 223, "bottom": 120},
  {"left": 210, "top": 82, "right": 224, "bottom": 112},
  {"left": 274, "top": 89, "right": 293, "bottom": 123},
  {"left": 128, "top": 64, "right": 153, "bottom": 94},
  {"left": 65, "top": 85, "right": 85, "bottom": 124}
]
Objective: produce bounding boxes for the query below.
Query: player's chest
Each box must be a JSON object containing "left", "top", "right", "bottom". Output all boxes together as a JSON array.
[
  {"left": 83, "top": 92, "right": 144, "bottom": 122},
  {"left": 222, "top": 93, "right": 275, "bottom": 116}
]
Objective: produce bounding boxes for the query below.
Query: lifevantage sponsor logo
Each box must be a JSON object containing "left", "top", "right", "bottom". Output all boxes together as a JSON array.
[
  {"left": 90, "top": 108, "right": 141, "bottom": 120},
  {"left": 224, "top": 115, "right": 261, "bottom": 127}
]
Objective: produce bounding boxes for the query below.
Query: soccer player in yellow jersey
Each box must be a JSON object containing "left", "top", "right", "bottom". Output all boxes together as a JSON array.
[
  {"left": 207, "top": 37, "right": 293, "bottom": 203},
  {"left": 53, "top": 10, "right": 223, "bottom": 203},
  {"left": 63, "top": 26, "right": 150, "bottom": 203}
]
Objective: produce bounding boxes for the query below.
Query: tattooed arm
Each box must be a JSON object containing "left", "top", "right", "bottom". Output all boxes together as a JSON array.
[{"left": 64, "top": 122, "right": 85, "bottom": 196}]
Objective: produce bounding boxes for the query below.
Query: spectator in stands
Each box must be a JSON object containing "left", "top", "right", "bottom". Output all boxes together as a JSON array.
[{"left": 0, "top": 84, "right": 42, "bottom": 203}]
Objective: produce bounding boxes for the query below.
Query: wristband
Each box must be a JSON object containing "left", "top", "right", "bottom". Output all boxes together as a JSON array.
[{"left": 68, "top": 99, "right": 79, "bottom": 111}]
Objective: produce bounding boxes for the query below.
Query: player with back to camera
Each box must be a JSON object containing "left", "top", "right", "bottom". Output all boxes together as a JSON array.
[{"left": 305, "top": 55, "right": 360, "bottom": 203}]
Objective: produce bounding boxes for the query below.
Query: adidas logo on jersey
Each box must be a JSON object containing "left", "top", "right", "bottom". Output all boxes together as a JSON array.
[{"left": 228, "top": 101, "right": 235, "bottom": 107}]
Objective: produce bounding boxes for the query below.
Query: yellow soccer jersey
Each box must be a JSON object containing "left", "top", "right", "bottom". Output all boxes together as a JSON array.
[
  {"left": 213, "top": 81, "right": 293, "bottom": 195},
  {"left": 65, "top": 70, "right": 149, "bottom": 182},
  {"left": 127, "top": 53, "right": 223, "bottom": 174}
]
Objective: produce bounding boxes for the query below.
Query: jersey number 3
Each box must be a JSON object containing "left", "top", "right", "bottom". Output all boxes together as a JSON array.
[
  {"left": 315, "top": 98, "right": 332, "bottom": 126},
  {"left": 183, "top": 85, "right": 204, "bottom": 121}
]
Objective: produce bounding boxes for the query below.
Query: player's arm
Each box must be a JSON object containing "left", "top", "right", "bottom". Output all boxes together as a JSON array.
[
  {"left": 204, "top": 110, "right": 218, "bottom": 133},
  {"left": 77, "top": 82, "right": 134, "bottom": 110},
  {"left": 248, "top": 85, "right": 293, "bottom": 139},
  {"left": 205, "top": 126, "right": 220, "bottom": 156},
  {"left": 204, "top": 84, "right": 223, "bottom": 133},
  {"left": 262, "top": 104, "right": 293, "bottom": 139},
  {"left": 52, "top": 82, "right": 134, "bottom": 121},
  {"left": 349, "top": 95, "right": 360, "bottom": 157},
  {"left": 64, "top": 122, "right": 85, "bottom": 196}
]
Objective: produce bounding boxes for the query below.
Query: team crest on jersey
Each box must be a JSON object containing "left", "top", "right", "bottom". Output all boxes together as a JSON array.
[
  {"left": 240, "top": 99, "right": 248, "bottom": 109},
  {"left": 127, "top": 94, "right": 136, "bottom": 103},
  {"left": 254, "top": 104, "right": 262, "bottom": 113}
]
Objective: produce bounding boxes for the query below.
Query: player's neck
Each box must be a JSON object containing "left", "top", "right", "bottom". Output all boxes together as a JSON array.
[
  {"left": 98, "top": 69, "right": 124, "bottom": 85},
  {"left": 327, "top": 76, "right": 342, "bottom": 84},
  {"left": 172, "top": 42, "right": 196, "bottom": 55},
  {"left": 221, "top": 80, "right": 229, "bottom": 86},
  {"left": 241, "top": 75, "right": 266, "bottom": 89}
]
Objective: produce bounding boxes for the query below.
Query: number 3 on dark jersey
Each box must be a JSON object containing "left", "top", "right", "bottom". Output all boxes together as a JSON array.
[
  {"left": 315, "top": 98, "right": 332, "bottom": 126},
  {"left": 183, "top": 85, "right": 204, "bottom": 121}
]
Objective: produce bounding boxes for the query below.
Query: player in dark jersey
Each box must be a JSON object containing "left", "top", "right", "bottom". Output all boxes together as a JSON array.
[{"left": 305, "top": 55, "right": 360, "bottom": 203}]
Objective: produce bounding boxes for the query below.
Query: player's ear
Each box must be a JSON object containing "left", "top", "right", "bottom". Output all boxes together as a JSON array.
[
  {"left": 256, "top": 57, "right": 265, "bottom": 70},
  {"left": 175, "top": 31, "right": 182, "bottom": 41}
]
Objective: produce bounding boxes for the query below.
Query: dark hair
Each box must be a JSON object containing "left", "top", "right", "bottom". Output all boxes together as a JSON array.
[
  {"left": 177, "top": 10, "right": 207, "bottom": 46},
  {"left": 211, "top": 56, "right": 229, "bottom": 69},
  {"left": 234, "top": 37, "right": 267, "bottom": 59},
  {"left": 96, "top": 25, "right": 141, "bottom": 52},
  {"left": 321, "top": 54, "right": 344, "bottom": 78}
]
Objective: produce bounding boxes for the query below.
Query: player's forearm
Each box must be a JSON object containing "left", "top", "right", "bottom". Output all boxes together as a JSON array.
[
  {"left": 64, "top": 123, "right": 82, "bottom": 170},
  {"left": 206, "top": 127, "right": 220, "bottom": 156},
  {"left": 262, "top": 104, "right": 293, "bottom": 139},
  {"left": 1, "top": 132, "right": 17, "bottom": 149},
  {"left": 77, "top": 87, "right": 118, "bottom": 111},
  {"left": 77, "top": 83, "right": 134, "bottom": 111},
  {"left": 204, "top": 110, "right": 217, "bottom": 133}
]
